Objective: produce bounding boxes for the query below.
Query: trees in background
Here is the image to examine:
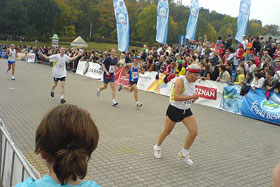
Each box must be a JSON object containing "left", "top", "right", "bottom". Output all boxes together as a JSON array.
[{"left": 0, "top": 0, "right": 279, "bottom": 44}]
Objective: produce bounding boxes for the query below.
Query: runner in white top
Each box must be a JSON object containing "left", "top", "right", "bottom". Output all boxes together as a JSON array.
[
  {"left": 5, "top": 44, "right": 17, "bottom": 80},
  {"left": 40, "top": 47, "right": 81, "bottom": 104},
  {"left": 153, "top": 64, "right": 201, "bottom": 165}
]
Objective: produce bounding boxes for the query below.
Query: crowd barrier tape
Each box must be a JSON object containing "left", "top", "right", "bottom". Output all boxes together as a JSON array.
[
  {"left": 0, "top": 119, "right": 40, "bottom": 187},
  {"left": 76, "top": 61, "right": 280, "bottom": 124},
  {"left": 220, "top": 85, "right": 280, "bottom": 125},
  {"left": 27, "top": 53, "right": 35, "bottom": 63}
]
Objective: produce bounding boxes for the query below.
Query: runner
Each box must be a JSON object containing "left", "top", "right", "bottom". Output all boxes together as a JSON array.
[
  {"left": 97, "top": 49, "right": 119, "bottom": 106},
  {"left": 5, "top": 44, "right": 17, "bottom": 80},
  {"left": 153, "top": 63, "right": 201, "bottom": 165},
  {"left": 39, "top": 47, "right": 81, "bottom": 104},
  {"left": 118, "top": 56, "right": 144, "bottom": 109}
]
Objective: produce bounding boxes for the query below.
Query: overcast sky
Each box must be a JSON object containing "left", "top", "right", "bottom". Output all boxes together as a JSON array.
[{"left": 181, "top": 0, "right": 280, "bottom": 26}]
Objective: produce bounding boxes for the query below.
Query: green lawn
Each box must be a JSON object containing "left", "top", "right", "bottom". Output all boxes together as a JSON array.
[{"left": 0, "top": 40, "right": 141, "bottom": 54}]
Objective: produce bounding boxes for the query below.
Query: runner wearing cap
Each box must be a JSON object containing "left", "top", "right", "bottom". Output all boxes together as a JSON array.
[
  {"left": 118, "top": 56, "right": 144, "bottom": 109},
  {"left": 153, "top": 64, "right": 201, "bottom": 165}
]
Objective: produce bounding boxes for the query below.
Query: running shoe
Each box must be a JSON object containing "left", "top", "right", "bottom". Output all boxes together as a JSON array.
[
  {"left": 61, "top": 98, "right": 66, "bottom": 104},
  {"left": 153, "top": 145, "right": 161, "bottom": 159},
  {"left": 97, "top": 88, "right": 100, "bottom": 97},
  {"left": 50, "top": 91, "right": 54, "bottom": 97},
  {"left": 118, "top": 84, "right": 124, "bottom": 91},
  {"left": 11, "top": 76, "right": 15, "bottom": 80},
  {"left": 112, "top": 100, "right": 118, "bottom": 106},
  {"left": 6, "top": 69, "right": 9, "bottom": 73},
  {"left": 136, "top": 103, "right": 143, "bottom": 109},
  {"left": 179, "top": 151, "right": 193, "bottom": 165}
]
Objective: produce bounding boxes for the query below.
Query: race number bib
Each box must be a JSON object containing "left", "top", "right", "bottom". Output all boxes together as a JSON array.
[
  {"left": 58, "top": 62, "right": 65, "bottom": 69},
  {"left": 132, "top": 72, "right": 139, "bottom": 79},
  {"left": 109, "top": 65, "right": 115, "bottom": 73}
]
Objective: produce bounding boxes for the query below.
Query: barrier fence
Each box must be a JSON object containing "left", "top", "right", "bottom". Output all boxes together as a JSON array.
[
  {"left": 0, "top": 119, "right": 40, "bottom": 187},
  {"left": 76, "top": 61, "right": 280, "bottom": 125}
]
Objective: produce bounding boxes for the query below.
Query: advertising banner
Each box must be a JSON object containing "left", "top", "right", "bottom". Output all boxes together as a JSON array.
[
  {"left": 27, "top": 53, "right": 35, "bottom": 63},
  {"left": 17, "top": 53, "right": 27, "bottom": 60},
  {"left": 241, "top": 89, "right": 280, "bottom": 125},
  {"left": 156, "top": 0, "right": 169, "bottom": 44},
  {"left": 113, "top": 0, "right": 130, "bottom": 52},
  {"left": 76, "top": 61, "right": 103, "bottom": 80},
  {"left": 235, "top": 0, "right": 251, "bottom": 42},
  {"left": 185, "top": 0, "right": 199, "bottom": 41}
]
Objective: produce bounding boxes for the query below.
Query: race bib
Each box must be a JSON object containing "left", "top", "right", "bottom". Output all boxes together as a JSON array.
[
  {"left": 132, "top": 72, "right": 139, "bottom": 79},
  {"left": 58, "top": 62, "right": 65, "bottom": 69},
  {"left": 109, "top": 65, "right": 115, "bottom": 73}
]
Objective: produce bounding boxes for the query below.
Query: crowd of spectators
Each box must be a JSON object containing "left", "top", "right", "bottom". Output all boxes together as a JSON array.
[{"left": 1, "top": 34, "right": 280, "bottom": 93}]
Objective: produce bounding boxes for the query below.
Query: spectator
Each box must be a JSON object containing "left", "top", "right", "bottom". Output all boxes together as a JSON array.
[
  {"left": 249, "top": 58, "right": 257, "bottom": 74},
  {"left": 274, "top": 58, "right": 280, "bottom": 73},
  {"left": 264, "top": 70, "right": 279, "bottom": 92},
  {"left": 234, "top": 66, "right": 245, "bottom": 85},
  {"left": 251, "top": 72, "right": 265, "bottom": 91},
  {"left": 200, "top": 64, "right": 211, "bottom": 80},
  {"left": 210, "top": 65, "right": 219, "bottom": 81},
  {"left": 245, "top": 38, "right": 253, "bottom": 62},
  {"left": 15, "top": 104, "right": 100, "bottom": 187},
  {"left": 217, "top": 65, "right": 231, "bottom": 83}
]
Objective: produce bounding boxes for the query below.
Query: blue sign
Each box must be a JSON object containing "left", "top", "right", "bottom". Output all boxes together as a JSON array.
[
  {"left": 113, "top": 0, "right": 130, "bottom": 52},
  {"left": 185, "top": 0, "right": 199, "bottom": 41},
  {"left": 156, "top": 0, "right": 169, "bottom": 44},
  {"left": 220, "top": 84, "right": 280, "bottom": 125},
  {"left": 235, "top": 0, "right": 251, "bottom": 43},
  {"left": 241, "top": 89, "right": 280, "bottom": 124}
]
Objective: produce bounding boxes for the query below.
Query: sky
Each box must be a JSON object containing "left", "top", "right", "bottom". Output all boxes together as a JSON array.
[{"left": 181, "top": 0, "right": 280, "bottom": 27}]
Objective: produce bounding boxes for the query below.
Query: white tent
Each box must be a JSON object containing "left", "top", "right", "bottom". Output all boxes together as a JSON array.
[{"left": 71, "top": 36, "right": 88, "bottom": 47}]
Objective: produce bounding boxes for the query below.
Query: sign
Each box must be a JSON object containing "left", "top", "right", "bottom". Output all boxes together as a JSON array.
[{"left": 27, "top": 53, "right": 35, "bottom": 63}]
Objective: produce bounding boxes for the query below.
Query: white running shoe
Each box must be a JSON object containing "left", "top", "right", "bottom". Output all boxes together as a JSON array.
[
  {"left": 179, "top": 151, "right": 193, "bottom": 165},
  {"left": 11, "top": 76, "right": 15, "bottom": 80},
  {"left": 96, "top": 88, "right": 100, "bottom": 97},
  {"left": 112, "top": 100, "right": 118, "bottom": 106},
  {"left": 118, "top": 84, "right": 124, "bottom": 91},
  {"left": 153, "top": 145, "right": 161, "bottom": 159},
  {"left": 136, "top": 103, "right": 143, "bottom": 109}
]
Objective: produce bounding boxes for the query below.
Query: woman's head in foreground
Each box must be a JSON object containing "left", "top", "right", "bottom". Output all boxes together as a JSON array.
[{"left": 35, "top": 104, "right": 99, "bottom": 185}]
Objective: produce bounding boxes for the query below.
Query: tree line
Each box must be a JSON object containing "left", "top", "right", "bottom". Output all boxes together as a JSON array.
[{"left": 0, "top": 0, "right": 279, "bottom": 45}]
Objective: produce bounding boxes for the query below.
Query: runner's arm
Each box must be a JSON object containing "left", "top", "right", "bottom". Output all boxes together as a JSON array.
[{"left": 39, "top": 50, "right": 50, "bottom": 60}]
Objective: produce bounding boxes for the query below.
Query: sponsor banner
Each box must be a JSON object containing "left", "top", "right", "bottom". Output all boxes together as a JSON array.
[
  {"left": 27, "top": 53, "right": 35, "bottom": 63},
  {"left": 76, "top": 61, "right": 103, "bottom": 80},
  {"left": 220, "top": 84, "right": 280, "bottom": 125},
  {"left": 114, "top": 67, "right": 130, "bottom": 86},
  {"left": 241, "top": 89, "right": 280, "bottom": 125},
  {"left": 137, "top": 73, "right": 225, "bottom": 108},
  {"left": 195, "top": 80, "right": 225, "bottom": 109},
  {"left": 137, "top": 71, "right": 159, "bottom": 93},
  {"left": 220, "top": 84, "right": 243, "bottom": 114},
  {"left": 17, "top": 52, "right": 27, "bottom": 60}
]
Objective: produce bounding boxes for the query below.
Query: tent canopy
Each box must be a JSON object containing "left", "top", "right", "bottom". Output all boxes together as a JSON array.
[{"left": 71, "top": 36, "right": 88, "bottom": 47}]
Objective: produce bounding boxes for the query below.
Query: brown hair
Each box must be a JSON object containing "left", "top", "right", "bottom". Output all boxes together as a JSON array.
[{"left": 35, "top": 104, "right": 99, "bottom": 185}]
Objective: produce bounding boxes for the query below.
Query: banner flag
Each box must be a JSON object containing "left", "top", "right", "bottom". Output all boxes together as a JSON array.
[
  {"left": 185, "top": 0, "right": 199, "bottom": 41},
  {"left": 113, "top": 0, "right": 130, "bottom": 52},
  {"left": 235, "top": 0, "right": 251, "bottom": 42},
  {"left": 156, "top": 0, "right": 169, "bottom": 44}
]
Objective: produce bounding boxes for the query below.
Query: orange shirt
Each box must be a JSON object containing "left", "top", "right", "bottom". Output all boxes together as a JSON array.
[{"left": 246, "top": 42, "right": 253, "bottom": 54}]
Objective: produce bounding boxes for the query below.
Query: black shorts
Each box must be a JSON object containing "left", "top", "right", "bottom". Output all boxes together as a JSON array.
[
  {"left": 129, "top": 81, "right": 138, "bottom": 87},
  {"left": 54, "top": 77, "right": 66, "bottom": 82},
  {"left": 166, "top": 104, "right": 193, "bottom": 122}
]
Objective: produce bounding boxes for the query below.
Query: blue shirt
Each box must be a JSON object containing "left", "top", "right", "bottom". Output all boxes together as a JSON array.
[
  {"left": 15, "top": 175, "right": 101, "bottom": 187},
  {"left": 129, "top": 65, "right": 140, "bottom": 82}
]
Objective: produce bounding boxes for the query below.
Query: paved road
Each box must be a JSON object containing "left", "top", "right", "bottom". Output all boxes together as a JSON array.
[{"left": 1, "top": 59, "right": 280, "bottom": 187}]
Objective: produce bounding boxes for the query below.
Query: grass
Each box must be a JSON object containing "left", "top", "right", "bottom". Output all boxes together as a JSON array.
[{"left": 0, "top": 40, "right": 141, "bottom": 54}]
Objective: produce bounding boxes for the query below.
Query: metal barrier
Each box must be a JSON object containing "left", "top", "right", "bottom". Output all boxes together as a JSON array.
[{"left": 0, "top": 119, "right": 40, "bottom": 187}]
